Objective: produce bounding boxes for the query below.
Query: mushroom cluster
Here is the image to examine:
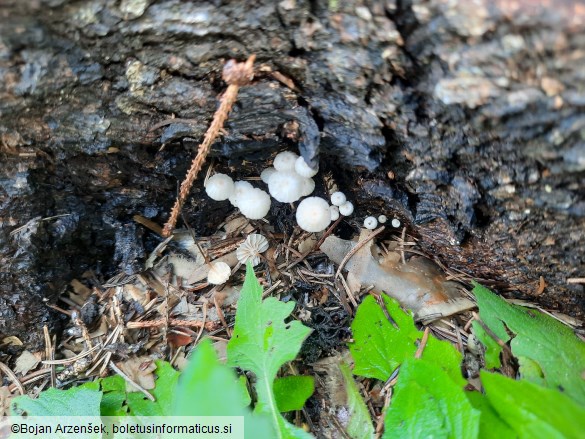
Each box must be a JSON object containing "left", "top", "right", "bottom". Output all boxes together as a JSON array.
[{"left": 203, "top": 150, "right": 355, "bottom": 233}]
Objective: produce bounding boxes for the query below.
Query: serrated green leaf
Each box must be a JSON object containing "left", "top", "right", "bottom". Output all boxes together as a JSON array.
[
  {"left": 473, "top": 283, "right": 585, "bottom": 406},
  {"left": 174, "top": 339, "right": 274, "bottom": 438},
  {"left": 382, "top": 359, "right": 480, "bottom": 439},
  {"left": 274, "top": 376, "right": 314, "bottom": 412},
  {"left": 481, "top": 371, "right": 585, "bottom": 438},
  {"left": 466, "top": 391, "right": 515, "bottom": 439},
  {"left": 11, "top": 387, "right": 101, "bottom": 417},
  {"left": 126, "top": 360, "right": 180, "bottom": 416},
  {"left": 227, "top": 264, "right": 313, "bottom": 439},
  {"left": 339, "top": 364, "right": 375, "bottom": 439},
  {"left": 350, "top": 294, "right": 464, "bottom": 386}
]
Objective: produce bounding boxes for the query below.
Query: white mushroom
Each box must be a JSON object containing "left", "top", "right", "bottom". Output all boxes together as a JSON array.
[
  {"left": 296, "top": 197, "right": 332, "bottom": 233},
  {"left": 260, "top": 167, "right": 276, "bottom": 184},
  {"left": 378, "top": 215, "right": 387, "bottom": 224},
  {"left": 236, "top": 234, "right": 269, "bottom": 266},
  {"left": 273, "top": 151, "right": 299, "bottom": 172},
  {"left": 391, "top": 218, "right": 401, "bottom": 228},
  {"left": 331, "top": 191, "right": 347, "bottom": 206},
  {"left": 207, "top": 261, "right": 231, "bottom": 285},
  {"left": 294, "top": 156, "right": 319, "bottom": 178},
  {"left": 330, "top": 205, "right": 340, "bottom": 221},
  {"left": 238, "top": 188, "right": 271, "bottom": 220},
  {"left": 301, "top": 178, "right": 315, "bottom": 197},
  {"left": 205, "top": 173, "right": 234, "bottom": 201},
  {"left": 268, "top": 171, "right": 304, "bottom": 203},
  {"left": 339, "top": 201, "right": 354, "bottom": 216},
  {"left": 364, "top": 216, "right": 378, "bottom": 230},
  {"left": 229, "top": 180, "right": 253, "bottom": 208}
]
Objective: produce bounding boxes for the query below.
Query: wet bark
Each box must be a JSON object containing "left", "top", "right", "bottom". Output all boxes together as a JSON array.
[{"left": 1, "top": 0, "right": 584, "bottom": 348}]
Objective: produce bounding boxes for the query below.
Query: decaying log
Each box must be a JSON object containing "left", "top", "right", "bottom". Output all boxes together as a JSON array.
[{"left": 1, "top": 0, "right": 584, "bottom": 348}]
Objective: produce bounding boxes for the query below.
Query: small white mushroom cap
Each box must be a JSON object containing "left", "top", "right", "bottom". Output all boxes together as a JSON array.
[
  {"left": 238, "top": 188, "right": 271, "bottom": 219},
  {"left": 229, "top": 180, "right": 253, "bottom": 208},
  {"left": 296, "top": 197, "right": 332, "bottom": 232},
  {"left": 294, "top": 156, "right": 319, "bottom": 178},
  {"left": 331, "top": 191, "right": 347, "bottom": 206},
  {"left": 378, "top": 215, "right": 387, "bottom": 224},
  {"left": 273, "top": 151, "right": 299, "bottom": 172},
  {"left": 236, "top": 234, "right": 269, "bottom": 266},
  {"left": 339, "top": 201, "right": 354, "bottom": 216},
  {"left": 260, "top": 167, "right": 276, "bottom": 184},
  {"left": 268, "top": 171, "right": 304, "bottom": 203},
  {"left": 330, "top": 205, "right": 340, "bottom": 221},
  {"left": 391, "top": 218, "right": 401, "bottom": 228},
  {"left": 301, "top": 178, "right": 315, "bottom": 196},
  {"left": 205, "top": 173, "right": 234, "bottom": 201},
  {"left": 207, "top": 261, "right": 231, "bottom": 285},
  {"left": 364, "top": 216, "right": 378, "bottom": 230}
]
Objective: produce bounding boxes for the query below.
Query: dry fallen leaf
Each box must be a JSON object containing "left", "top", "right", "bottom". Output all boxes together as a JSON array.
[
  {"left": 14, "top": 350, "right": 41, "bottom": 376},
  {"left": 117, "top": 357, "right": 157, "bottom": 391},
  {"left": 321, "top": 230, "right": 474, "bottom": 321}
]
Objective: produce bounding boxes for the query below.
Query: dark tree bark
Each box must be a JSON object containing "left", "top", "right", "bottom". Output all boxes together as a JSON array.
[{"left": 1, "top": 0, "right": 584, "bottom": 348}]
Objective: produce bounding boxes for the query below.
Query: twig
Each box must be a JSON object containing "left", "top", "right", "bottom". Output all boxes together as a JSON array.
[
  {"left": 109, "top": 361, "right": 155, "bottom": 401},
  {"left": 414, "top": 327, "right": 430, "bottom": 359},
  {"left": 0, "top": 361, "right": 24, "bottom": 395},
  {"left": 162, "top": 55, "right": 256, "bottom": 237},
  {"left": 43, "top": 325, "right": 56, "bottom": 388},
  {"left": 335, "top": 226, "right": 386, "bottom": 280}
]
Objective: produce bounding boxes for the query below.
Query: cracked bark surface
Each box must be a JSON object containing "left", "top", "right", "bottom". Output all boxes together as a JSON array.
[{"left": 1, "top": 0, "right": 584, "bottom": 348}]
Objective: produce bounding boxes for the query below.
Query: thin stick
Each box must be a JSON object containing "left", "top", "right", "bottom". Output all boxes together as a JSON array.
[
  {"left": 414, "top": 327, "right": 430, "bottom": 359},
  {"left": 162, "top": 55, "right": 256, "bottom": 237},
  {"left": 335, "top": 226, "right": 385, "bottom": 280},
  {"left": 0, "top": 361, "right": 24, "bottom": 395},
  {"left": 109, "top": 361, "right": 155, "bottom": 401}
]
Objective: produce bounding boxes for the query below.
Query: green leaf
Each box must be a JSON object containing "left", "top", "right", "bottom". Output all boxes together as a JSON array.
[
  {"left": 382, "top": 359, "right": 480, "bottom": 439},
  {"left": 237, "top": 375, "right": 252, "bottom": 407},
  {"left": 227, "top": 264, "right": 313, "bottom": 438},
  {"left": 96, "top": 375, "right": 128, "bottom": 416},
  {"left": 481, "top": 371, "right": 585, "bottom": 438},
  {"left": 471, "top": 321, "right": 501, "bottom": 369},
  {"left": 339, "top": 364, "right": 375, "bottom": 439},
  {"left": 274, "top": 376, "right": 315, "bottom": 412},
  {"left": 126, "top": 360, "right": 180, "bottom": 416},
  {"left": 350, "top": 294, "right": 464, "bottom": 386},
  {"left": 11, "top": 387, "right": 101, "bottom": 417},
  {"left": 473, "top": 283, "right": 585, "bottom": 406},
  {"left": 466, "top": 391, "right": 515, "bottom": 439},
  {"left": 174, "top": 339, "right": 274, "bottom": 438}
]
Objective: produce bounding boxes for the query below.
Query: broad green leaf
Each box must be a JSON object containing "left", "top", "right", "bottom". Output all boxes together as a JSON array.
[
  {"left": 473, "top": 283, "right": 585, "bottom": 406},
  {"left": 466, "top": 391, "right": 515, "bottom": 439},
  {"left": 237, "top": 375, "right": 252, "bottom": 407},
  {"left": 350, "top": 294, "right": 464, "bottom": 386},
  {"left": 11, "top": 387, "right": 101, "bottom": 417},
  {"left": 339, "top": 364, "right": 375, "bottom": 439},
  {"left": 126, "top": 360, "right": 180, "bottom": 416},
  {"left": 96, "top": 375, "right": 127, "bottom": 416},
  {"left": 174, "top": 339, "right": 273, "bottom": 438},
  {"left": 227, "top": 264, "right": 313, "bottom": 439},
  {"left": 274, "top": 376, "right": 315, "bottom": 412},
  {"left": 481, "top": 371, "right": 585, "bottom": 438},
  {"left": 383, "top": 359, "right": 480, "bottom": 439}
]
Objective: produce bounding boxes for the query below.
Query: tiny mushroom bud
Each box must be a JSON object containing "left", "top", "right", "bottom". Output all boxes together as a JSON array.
[
  {"left": 378, "top": 215, "right": 387, "bottom": 224},
  {"left": 238, "top": 188, "right": 271, "bottom": 220},
  {"left": 339, "top": 201, "right": 354, "bottom": 216},
  {"left": 391, "top": 218, "right": 401, "bottom": 228},
  {"left": 294, "top": 156, "right": 319, "bottom": 178},
  {"left": 268, "top": 171, "right": 304, "bottom": 203},
  {"left": 273, "top": 151, "right": 299, "bottom": 172},
  {"left": 331, "top": 191, "right": 347, "bottom": 206},
  {"left": 207, "top": 261, "right": 231, "bottom": 285},
  {"left": 364, "top": 216, "right": 378, "bottom": 230},
  {"left": 205, "top": 173, "right": 234, "bottom": 201},
  {"left": 296, "top": 197, "right": 332, "bottom": 232}
]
